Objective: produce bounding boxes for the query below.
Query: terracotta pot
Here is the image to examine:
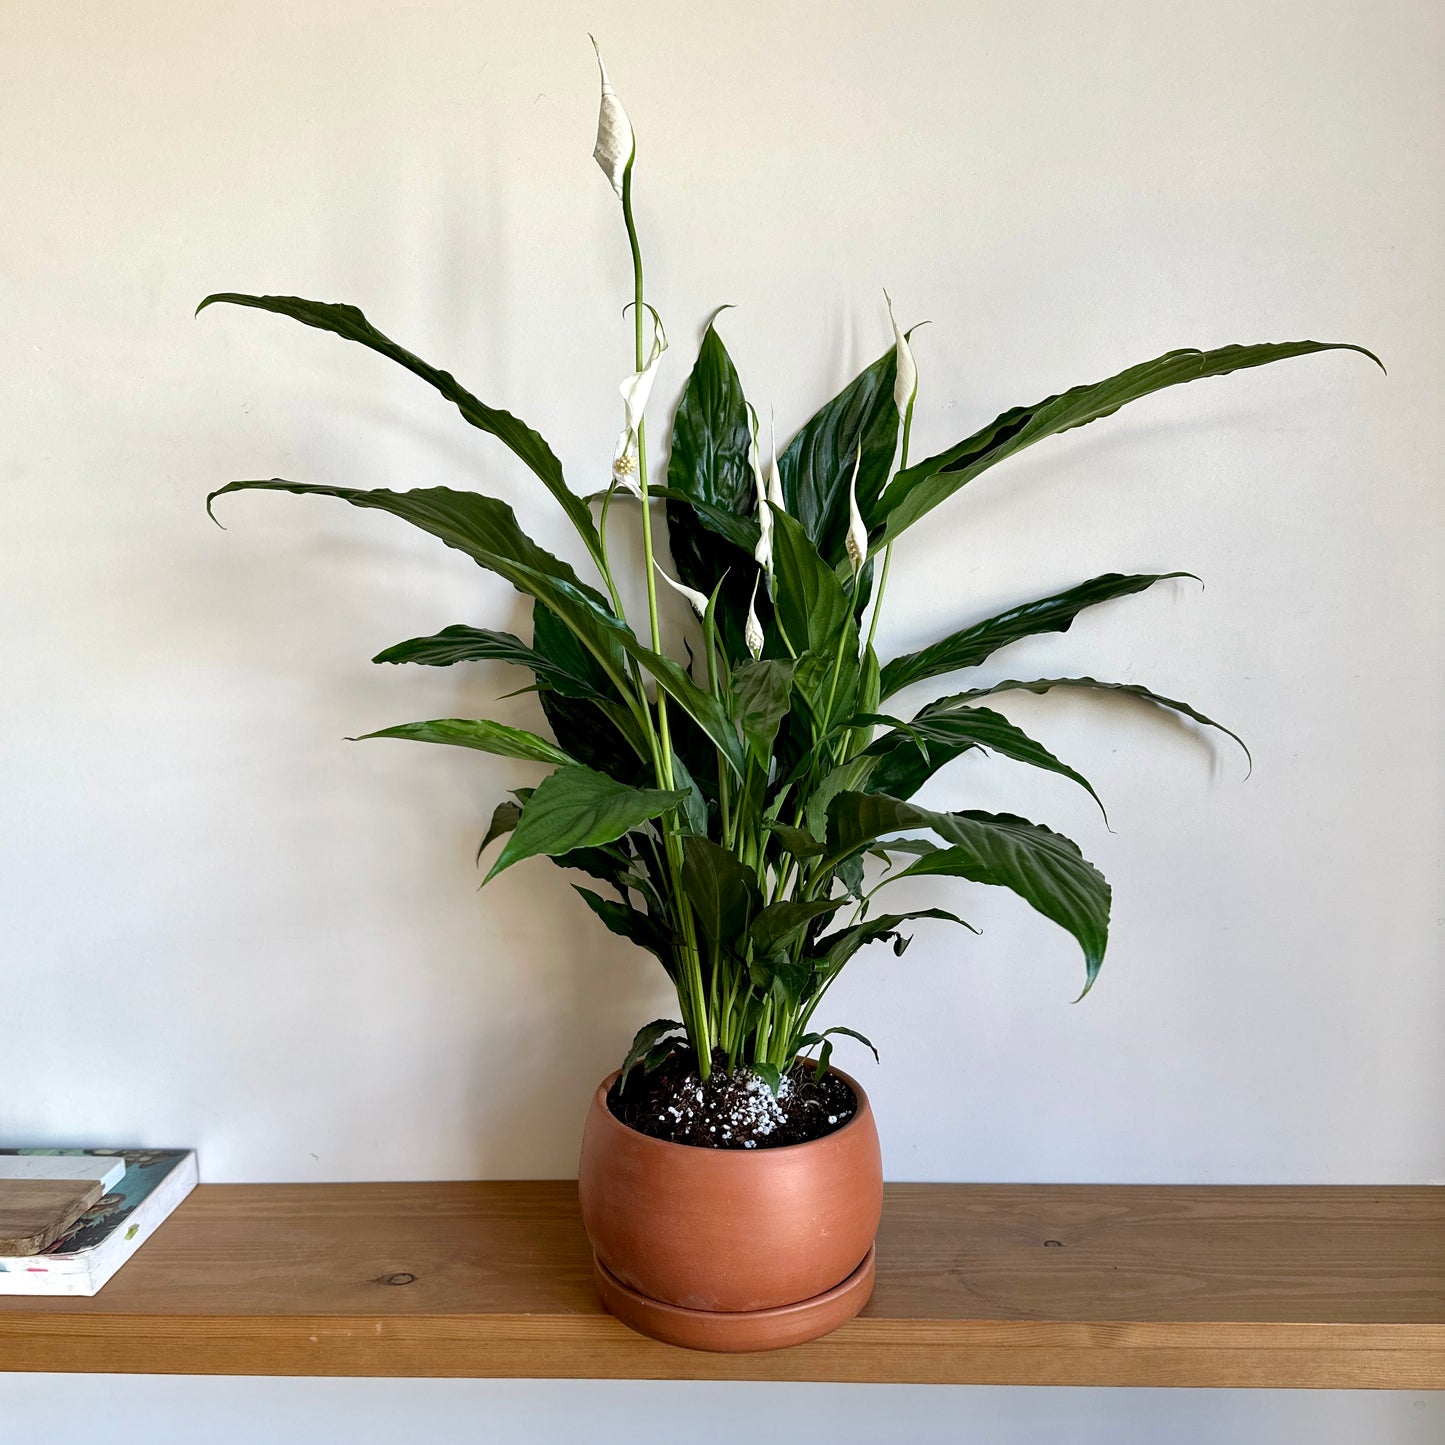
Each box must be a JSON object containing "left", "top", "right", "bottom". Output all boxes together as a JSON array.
[{"left": 577, "top": 1067, "right": 883, "bottom": 1351}]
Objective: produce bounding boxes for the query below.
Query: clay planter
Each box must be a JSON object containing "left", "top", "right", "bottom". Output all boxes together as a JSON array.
[{"left": 578, "top": 1067, "right": 883, "bottom": 1352}]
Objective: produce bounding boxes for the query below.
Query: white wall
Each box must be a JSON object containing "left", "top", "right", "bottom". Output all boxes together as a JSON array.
[{"left": 1, "top": 1, "right": 1441, "bottom": 1440}]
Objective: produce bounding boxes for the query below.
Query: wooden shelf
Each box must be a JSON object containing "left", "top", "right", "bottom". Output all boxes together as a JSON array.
[{"left": 1, "top": 1183, "right": 1441, "bottom": 1387}]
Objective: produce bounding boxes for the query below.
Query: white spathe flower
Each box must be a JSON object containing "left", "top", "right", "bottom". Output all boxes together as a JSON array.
[
  {"left": 744, "top": 574, "right": 764, "bottom": 659},
  {"left": 655, "top": 562, "right": 708, "bottom": 619},
  {"left": 748, "top": 405, "right": 773, "bottom": 571},
  {"left": 765, "top": 407, "right": 784, "bottom": 510},
  {"left": 884, "top": 289, "right": 917, "bottom": 415},
  {"left": 612, "top": 309, "right": 667, "bottom": 488},
  {"left": 845, "top": 440, "right": 868, "bottom": 574},
  {"left": 590, "top": 38, "right": 634, "bottom": 199}
]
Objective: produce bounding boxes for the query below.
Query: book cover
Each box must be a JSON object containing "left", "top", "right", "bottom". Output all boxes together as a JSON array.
[{"left": 0, "top": 1148, "right": 198, "bottom": 1296}]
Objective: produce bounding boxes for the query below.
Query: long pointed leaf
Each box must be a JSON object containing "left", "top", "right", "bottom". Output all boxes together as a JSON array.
[
  {"left": 862, "top": 705, "right": 1105, "bottom": 816},
  {"left": 350, "top": 717, "right": 575, "bottom": 766},
  {"left": 485, "top": 765, "right": 686, "bottom": 882},
  {"left": 779, "top": 348, "right": 899, "bottom": 568},
  {"left": 925, "top": 675, "right": 1250, "bottom": 771},
  {"left": 879, "top": 571, "right": 1194, "bottom": 698},
  {"left": 198, "top": 293, "right": 604, "bottom": 563},
  {"left": 873, "top": 340, "right": 1382, "bottom": 543},
  {"left": 372, "top": 624, "right": 588, "bottom": 695},
  {"left": 827, "top": 792, "right": 1111, "bottom": 990},
  {"left": 664, "top": 322, "right": 757, "bottom": 650}
]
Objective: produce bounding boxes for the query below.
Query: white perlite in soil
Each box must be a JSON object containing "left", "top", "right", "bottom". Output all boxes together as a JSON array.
[{"left": 659, "top": 1065, "right": 795, "bottom": 1148}]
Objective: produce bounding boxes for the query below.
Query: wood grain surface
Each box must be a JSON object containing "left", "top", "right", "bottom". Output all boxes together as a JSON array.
[
  {"left": 0, "top": 1179, "right": 102, "bottom": 1255},
  {"left": 1, "top": 1182, "right": 1441, "bottom": 1387}
]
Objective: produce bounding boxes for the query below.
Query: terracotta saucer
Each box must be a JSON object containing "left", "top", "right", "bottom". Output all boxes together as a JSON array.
[{"left": 592, "top": 1245, "right": 875, "bottom": 1353}]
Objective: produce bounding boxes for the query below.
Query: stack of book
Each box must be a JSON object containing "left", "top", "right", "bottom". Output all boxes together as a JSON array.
[{"left": 0, "top": 1148, "right": 198, "bottom": 1296}]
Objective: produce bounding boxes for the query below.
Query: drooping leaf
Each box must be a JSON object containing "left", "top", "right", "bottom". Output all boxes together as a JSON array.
[
  {"left": 350, "top": 717, "right": 576, "bottom": 766},
  {"left": 815, "top": 909, "right": 970, "bottom": 975},
  {"left": 879, "top": 572, "right": 1195, "bottom": 698},
  {"left": 372, "top": 624, "right": 591, "bottom": 697},
  {"left": 826, "top": 792, "right": 1111, "bottom": 991},
  {"left": 484, "top": 765, "right": 686, "bottom": 882},
  {"left": 206, "top": 481, "right": 634, "bottom": 692},
  {"left": 778, "top": 348, "right": 899, "bottom": 568},
  {"left": 475, "top": 799, "right": 522, "bottom": 865},
  {"left": 574, "top": 886, "right": 675, "bottom": 968},
  {"left": 873, "top": 340, "right": 1382, "bottom": 544},
  {"left": 796, "top": 1025, "right": 879, "bottom": 1064},
  {"left": 925, "top": 675, "right": 1250, "bottom": 771},
  {"left": 861, "top": 706, "right": 1105, "bottom": 817},
  {"left": 620, "top": 1018, "right": 685, "bottom": 1088},
  {"left": 197, "top": 292, "right": 604, "bottom": 562}
]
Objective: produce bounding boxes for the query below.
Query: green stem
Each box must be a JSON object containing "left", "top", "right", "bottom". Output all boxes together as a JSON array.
[{"left": 619, "top": 159, "right": 711, "bottom": 1076}]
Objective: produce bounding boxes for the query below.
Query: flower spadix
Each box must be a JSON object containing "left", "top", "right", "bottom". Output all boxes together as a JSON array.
[
  {"left": 845, "top": 439, "right": 867, "bottom": 573},
  {"left": 613, "top": 306, "right": 667, "bottom": 488},
  {"left": 747, "top": 404, "right": 773, "bottom": 571},
  {"left": 655, "top": 562, "right": 708, "bottom": 619},
  {"left": 883, "top": 289, "right": 917, "bottom": 416},
  {"left": 744, "top": 573, "right": 765, "bottom": 659},
  {"left": 590, "top": 37, "right": 634, "bottom": 199}
]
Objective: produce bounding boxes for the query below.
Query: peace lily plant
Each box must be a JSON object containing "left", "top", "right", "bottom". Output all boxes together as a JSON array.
[{"left": 201, "top": 47, "right": 1379, "bottom": 1104}]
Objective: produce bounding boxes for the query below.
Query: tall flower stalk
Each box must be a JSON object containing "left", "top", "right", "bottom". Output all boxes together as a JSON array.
[{"left": 199, "top": 44, "right": 1381, "bottom": 1092}]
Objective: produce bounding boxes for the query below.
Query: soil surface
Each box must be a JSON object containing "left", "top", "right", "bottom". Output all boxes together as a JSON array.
[{"left": 607, "top": 1047, "right": 858, "bottom": 1149}]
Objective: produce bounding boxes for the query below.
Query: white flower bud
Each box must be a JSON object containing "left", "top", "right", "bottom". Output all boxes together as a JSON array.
[
  {"left": 655, "top": 563, "right": 709, "bottom": 619},
  {"left": 884, "top": 289, "right": 917, "bottom": 415},
  {"left": 766, "top": 407, "right": 784, "bottom": 511},
  {"left": 845, "top": 441, "right": 867, "bottom": 574},
  {"left": 590, "top": 37, "right": 635, "bottom": 199},
  {"left": 744, "top": 574, "right": 764, "bottom": 659},
  {"left": 748, "top": 405, "right": 773, "bottom": 571}
]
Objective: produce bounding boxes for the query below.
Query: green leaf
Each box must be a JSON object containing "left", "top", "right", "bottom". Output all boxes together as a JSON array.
[
  {"left": 475, "top": 799, "right": 522, "bottom": 865},
  {"left": 664, "top": 322, "right": 759, "bottom": 660},
  {"left": 763, "top": 820, "right": 826, "bottom": 859},
  {"left": 797, "top": 1025, "right": 879, "bottom": 1064},
  {"left": 751, "top": 1061, "right": 784, "bottom": 1097},
  {"left": 730, "top": 658, "right": 797, "bottom": 761},
  {"left": 351, "top": 717, "right": 576, "bottom": 766},
  {"left": 484, "top": 766, "right": 686, "bottom": 882},
  {"left": 681, "top": 836, "right": 762, "bottom": 959},
  {"left": 873, "top": 340, "right": 1383, "bottom": 543},
  {"left": 926, "top": 675, "right": 1250, "bottom": 771},
  {"left": 778, "top": 348, "right": 899, "bottom": 569},
  {"left": 197, "top": 292, "right": 603, "bottom": 563},
  {"left": 624, "top": 640, "right": 747, "bottom": 779},
  {"left": 206, "top": 481, "right": 634, "bottom": 693},
  {"left": 826, "top": 792, "right": 1111, "bottom": 991},
  {"left": 372, "top": 624, "right": 591, "bottom": 697},
  {"left": 669, "top": 748, "right": 709, "bottom": 836},
  {"left": 750, "top": 900, "right": 842, "bottom": 958},
  {"left": 620, "top": 1018, "right": 685, "bottom": 1089},
  {"left": 879, "top": 572, "right": 1195, "bottom": 699},
  {"left": 769, "top": 506, "right": 857, "bottom": 659},
  {"left": 862, "top": 706, "right": 1105, "bottom": 817},
  {"left": 574, "top": 886, "right": 675, "bottom": 967},
  {"left": 817, "top": 909, "right": 970, "bottom": 974}
]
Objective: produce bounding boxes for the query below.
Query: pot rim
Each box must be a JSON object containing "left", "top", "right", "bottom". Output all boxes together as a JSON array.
[{"left": 591, "top": 1063, "right": 874, "bottom": 1157}]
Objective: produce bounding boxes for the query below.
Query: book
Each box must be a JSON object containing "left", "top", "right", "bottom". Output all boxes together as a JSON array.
[
  {"left": 0, "top": 1155, "right": 126, "bottom": 1193},
  {"left": 0, "top": 1149, "right": 198, "bottom": 1296}
]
